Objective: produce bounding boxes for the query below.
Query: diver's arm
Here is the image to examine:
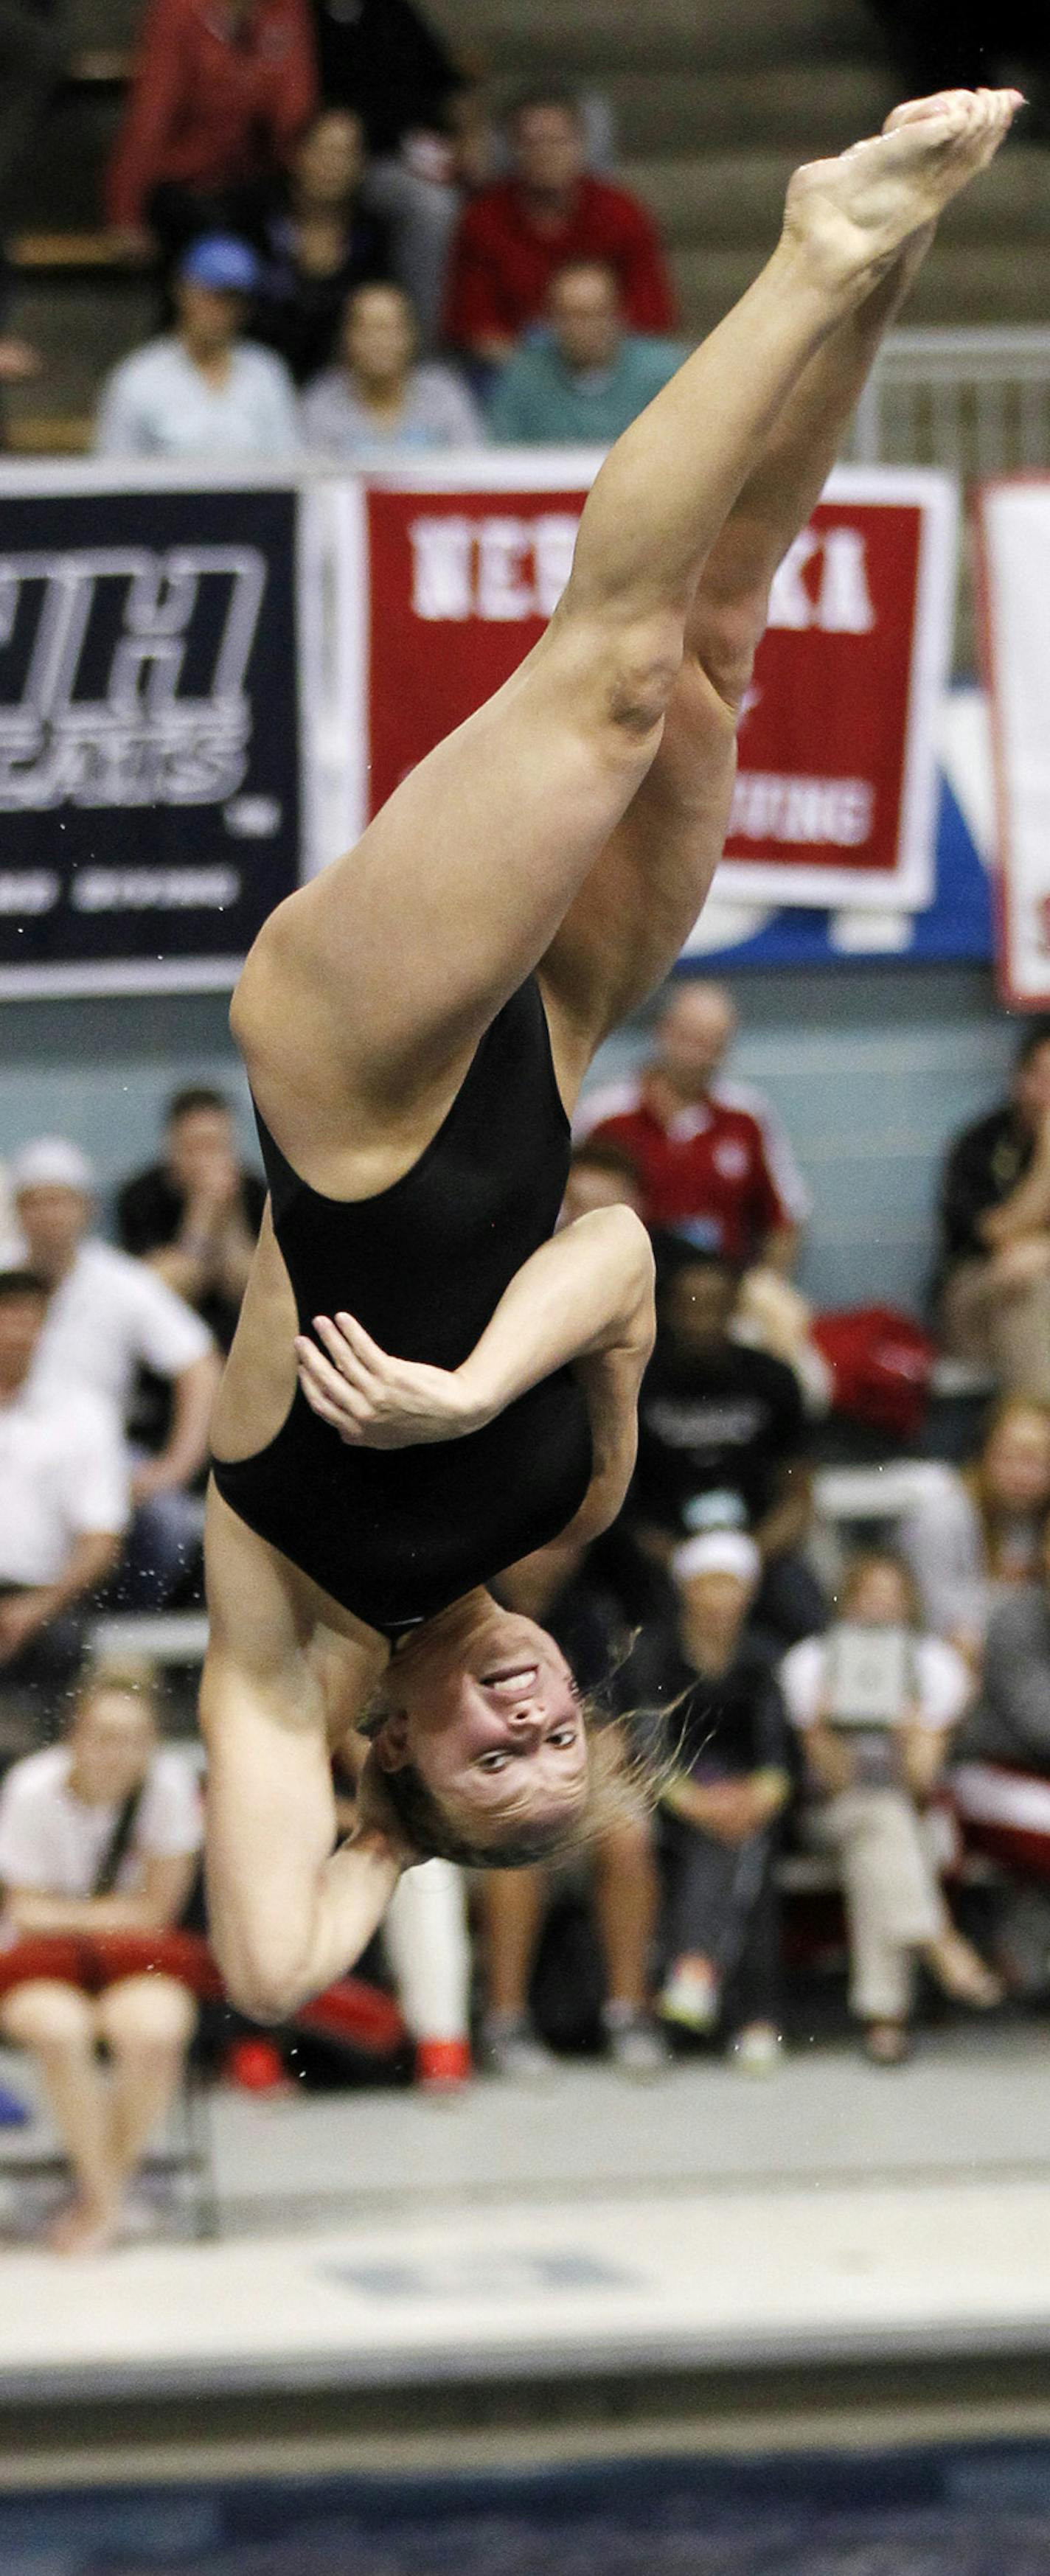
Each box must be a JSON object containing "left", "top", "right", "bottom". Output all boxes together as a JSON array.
[{"left": 296, "top": 1207, "right": 656, "bottom": 1449}]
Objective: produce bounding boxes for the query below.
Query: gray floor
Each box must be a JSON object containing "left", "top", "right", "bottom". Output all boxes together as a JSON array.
[
  {"left": 191, "top": 2023, "right": 1050, "bottom": 2238},
  {"left": 3, "top": 2023, "right": 1049, "bottom": 2241},
  {"left": 1, "top": 2027, "right": 1049, "bottom": 2409}
]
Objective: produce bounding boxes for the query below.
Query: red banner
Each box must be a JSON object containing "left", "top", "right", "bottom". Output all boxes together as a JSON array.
[{"left": 361, "top": 462, "right": 956, "bottom": 913}]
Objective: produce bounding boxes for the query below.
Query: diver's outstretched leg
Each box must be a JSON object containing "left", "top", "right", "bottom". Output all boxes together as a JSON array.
[{"left": 239, "top": 91, "right": 1021, "bottom": 1119}]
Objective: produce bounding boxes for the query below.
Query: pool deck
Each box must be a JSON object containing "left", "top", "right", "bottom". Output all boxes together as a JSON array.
[{"left": 0, "top": 2025, "right": 1049, "bottom": 2409}]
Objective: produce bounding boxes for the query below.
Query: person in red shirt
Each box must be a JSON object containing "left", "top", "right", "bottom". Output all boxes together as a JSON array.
[
  {"left": 106, "top": 0, "right": 318, "bottom": 261},
  {"left": 578, "top": 980, "right": 810, "bottom": 1272},
  {"left": 443, "top": 86, "right": 676, "bottom": 370}
]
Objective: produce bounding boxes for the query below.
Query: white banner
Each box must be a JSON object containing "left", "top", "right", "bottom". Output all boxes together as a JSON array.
[{"left": 978, "top": 474, "right": 1050, "bottom": 1008}]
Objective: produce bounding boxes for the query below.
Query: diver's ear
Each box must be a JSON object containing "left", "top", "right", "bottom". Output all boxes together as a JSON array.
[{"left": 372, "top": 1710, "right": 411, "bottom": 1772}]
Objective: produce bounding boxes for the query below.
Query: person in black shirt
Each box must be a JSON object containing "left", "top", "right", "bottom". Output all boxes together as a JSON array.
[
  {"left": 936, "top": 1019, "right": 1050, "bottom": 1402},
  {"left": 252, "top": 108, "right": 393, "bottom": 385},
  {"left": 646, "top": 1531, "right": 790, "bottom": 2065},
  {"left": 633, "top": 1237, "right": 824, "bottom": 1644},
  {"left": 310, "top": 0, "right": 461, "bottom": 156},
  {"left": 117, "top": 1088, "right": 265, "bottom": 1357}
]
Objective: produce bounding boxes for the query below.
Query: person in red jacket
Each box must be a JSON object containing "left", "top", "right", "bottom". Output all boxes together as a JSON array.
[
  {"left": 106, "top": 0, "right": 318, "bottom": 262},
  {"left": 443, "top": 86, "right": 676, "bottom": 371}
]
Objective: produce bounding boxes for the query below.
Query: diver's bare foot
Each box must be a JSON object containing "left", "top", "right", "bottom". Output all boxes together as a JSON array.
[
  {"left": 45, "top": 2193, "right": 119, "bottom": 2255},
  {"left": 783, "top": 88, "right": 1023, "bottom": 298}
]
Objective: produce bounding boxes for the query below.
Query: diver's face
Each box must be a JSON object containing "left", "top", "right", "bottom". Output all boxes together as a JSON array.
[{"left": 375, "top": 1599, "right": 588, "bottom": 1845}]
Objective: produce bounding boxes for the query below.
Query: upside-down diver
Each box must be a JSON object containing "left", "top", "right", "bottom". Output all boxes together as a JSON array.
[{"left": 201, "top": 88, "right": 1021, "bottom": 2019}]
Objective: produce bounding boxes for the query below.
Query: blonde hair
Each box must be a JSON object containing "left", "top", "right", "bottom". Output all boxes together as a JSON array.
[{"left": 969, "top": 1395, "right": 1050, "bottom": 1577}]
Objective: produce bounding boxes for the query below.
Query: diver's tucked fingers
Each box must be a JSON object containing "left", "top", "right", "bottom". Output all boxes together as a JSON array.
[
  {"left": 333, "top": 1312, "right": 395, "bottom": 1374},
  {"left": 297, "top": 1376, "right": 364, "bottom": 1440},
  {"left": 313, "top": 1315, "right": 381, "bottom": 1393},
  {"left": 296, "top": 1340, "right": 370, "bottom": 1424}
]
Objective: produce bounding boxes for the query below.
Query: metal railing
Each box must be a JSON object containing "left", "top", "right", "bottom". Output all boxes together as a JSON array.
[{"left": 850, "top": 327, "right": 1050, "bottom": 478}]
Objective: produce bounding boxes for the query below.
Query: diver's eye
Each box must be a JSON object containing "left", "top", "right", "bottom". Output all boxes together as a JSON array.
[
  {"left": 547, "top": 1726, "right": 578, "bottom": 1748},
  {"left": 476, "top": 1750, "right": 511, "bottom": 1773}
]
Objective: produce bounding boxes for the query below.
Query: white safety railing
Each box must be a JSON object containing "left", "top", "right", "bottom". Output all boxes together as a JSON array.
[{"left": 850, "top": 328, "right": 1050, "bottom": 479}]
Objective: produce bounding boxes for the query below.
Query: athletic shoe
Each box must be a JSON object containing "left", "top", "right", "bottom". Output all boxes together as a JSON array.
[
  {"left": 657, "top": 1962, "right": 720, "bottom": 2033},
  {"left": 414, "top": 2037, "right": 472, "bottom": 2092},
  {"left": 602, "top": 2007, "right": 670, "bottom": 2080},
  {"left": 480, "top": 2014, "right": 558, "bottom": 2081},
  {"left": 731, "top": 2022, "right": 783, "bottom": 2075}
]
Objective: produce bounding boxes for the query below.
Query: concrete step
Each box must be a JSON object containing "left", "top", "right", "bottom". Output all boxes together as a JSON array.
[
  {"left": 627, "top": 139, "right": 1050, "bottom": 248},
  {"left": 672, "top": 235, "right": 1050, "bottom": 335},
  {"left": 4, "top": 88, "right": 122, "bottom": 230},
  {"left": 61, "top": 0, "right": 142, "bottom": 54},
  {"left": 428, "top": 0, "right": 874, "bottom": 75},
  {"left": 3, "top": 278, "right": 156, "bottom": 430},
  {"left": 583, "top": 60, "right": 896, "bottom": 157}
]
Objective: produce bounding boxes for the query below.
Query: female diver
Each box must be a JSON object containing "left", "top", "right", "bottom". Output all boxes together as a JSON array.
[{"left": 201, "top": 90, "right": 1020, "bottom": 2019}]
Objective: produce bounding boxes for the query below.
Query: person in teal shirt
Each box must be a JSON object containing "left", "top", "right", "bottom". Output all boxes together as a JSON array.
[{"left": 487, "top": 257, "right": 686, "bottom": 446}]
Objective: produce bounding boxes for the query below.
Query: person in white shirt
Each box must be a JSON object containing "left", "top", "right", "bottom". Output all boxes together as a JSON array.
[
  {"left": 300, "top": 277, "right": 483, "bottom": 457},
  {"left": 781, "top": 1550, "right": 1001, "bottom": 2064},
  {"left": 0, "top": 1668, "right": 202, "bottom": 2253},
  {"left": 0, "top": 1270, "right": 128, "bottom": 1708},
  {"left": 10, "top": 1139, "right": 221, "bottom": 1606},
  {"left": 94, "top": 232, "right": 299, "bottom": 460}
]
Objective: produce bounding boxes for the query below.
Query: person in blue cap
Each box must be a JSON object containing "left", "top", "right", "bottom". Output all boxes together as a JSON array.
[{"left": 94, "top": 234, "right": 299, "bottom": 459}]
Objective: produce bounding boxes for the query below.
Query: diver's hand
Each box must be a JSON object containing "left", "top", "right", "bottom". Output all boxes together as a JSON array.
[{"left": 295, "top": 1311, "right": 485, "bottom": 1447}]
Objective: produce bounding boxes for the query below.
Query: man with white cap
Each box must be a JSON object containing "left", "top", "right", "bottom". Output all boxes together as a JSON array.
[
  {"left": 653, "top": 1529, "right": 790, "bottom": 2069},
  {"left": 94, "top": 234, "right": 299, "bottom": 459},
  {"left": 10, "top": 1141, "right": 221, "bottom": 1607},
  {"left": 0, "top": 1270, "right": 128, "bottom": 1719}
]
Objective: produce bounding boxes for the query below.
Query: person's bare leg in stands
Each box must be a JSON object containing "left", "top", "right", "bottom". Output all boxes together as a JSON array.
[
  {"left": 98, "top": 1974, "right": 197, "bottom": 2207},
  {"left": 0, "top": 1981, "right": 118, "bottom": 2253}
]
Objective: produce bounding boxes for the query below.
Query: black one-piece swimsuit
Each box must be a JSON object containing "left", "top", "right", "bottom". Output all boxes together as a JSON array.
[{"left": 211, "top": 977, "right": 594, "bottom": 1639}]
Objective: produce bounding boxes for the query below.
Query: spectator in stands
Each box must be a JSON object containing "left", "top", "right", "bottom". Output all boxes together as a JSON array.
[
  {"left": 579, "top": 980, "right": 810, "bottom": 1272},
  {"left": 560, "top": 1136, "right": 645, "bottom": 1227},
  {"left": 562, "top": 1138, "right": 829, "bottom": 1416},
  {"left": 0, "top": 1270, "right": 128, "bottom": 1719},
  {"left": 333, "top": 1739, "right": 471, "bottom": 2090},
  {"left": 94, "top": 234, "right": 299, "bottom": 459},
  {"left": 952, "top": 1516, "right": 1050, "bottom": 1985},
  {"left": 444, "top": 86, "right": 676, "bottom": 375},
  {"left": 488, "top": 258, "right": 684, "bottom": 447},
  {"left": 117, "top": 1087, "right": 265, "bottom": 1357},
  {"left": 105, "top": 0, "right": 317, "bottom": 266},
  {"left": 0, "top": 1668, "right": 201, "bottom": 2252},
  {"left": 10, "top": 1140, "right": 220, "bottom": 1607},
  {"left": 782, "top": 1550, "right": 1001, "bottom": 2064},
  {"left": 309, "top": 0, "right": 461, "bottom": 159},
  {"left": 655, "top": 1534, "right": 789, "bottom": 2069},
  {"left": 897, "top": 1396, "right": 1050, "bottom": 1668},
  {"left": 361, "top": 83, "right": 490, "bottom": 354},
  {"left": 252, "top": 108, "right": 393, "bottom": 384},
  {"left": 476, "top": 1534, "right": 668, "bottom": 2080},
  {"left": 301, "top": 276, "right": 481, "bottom": 455},
  {"left": 935, "top": 1020, "right": 1050, "bottom": 1404},
  {"left": 633, "top": 1239, "right": 824, "bottom": 1646}
]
